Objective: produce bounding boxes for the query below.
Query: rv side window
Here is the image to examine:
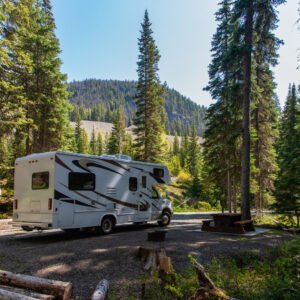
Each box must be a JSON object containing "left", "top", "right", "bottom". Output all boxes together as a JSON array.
[
  {"left": 129, "top": 177, "right": 138, "bottom": 191},
  {"left": 142, "top": 176, "right": 147, "bottom": 188},
  {"left": 153, "top": 168, "right": 164, "bottom": 178},
  {"left": 32, "top": 172, "right": 49, "bottom": 190},
  {"left": 69, "top": 173, "right": 95, "bottom": 191}
]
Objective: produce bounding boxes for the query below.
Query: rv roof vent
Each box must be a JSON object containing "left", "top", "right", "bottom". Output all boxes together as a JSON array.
[
  {"left": 99, "top": 154, "right": 132, "bottom": 161},
  {"left": 99, "top": 154, "right": 116, "bottom": 159},
  {"left": 115, "top": 154, "right": 132, "bottom": 161}
]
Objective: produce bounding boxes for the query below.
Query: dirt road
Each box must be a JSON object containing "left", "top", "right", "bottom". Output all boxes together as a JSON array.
[{"left": 0, "top": 214, "right": 293, "bottom": 299}]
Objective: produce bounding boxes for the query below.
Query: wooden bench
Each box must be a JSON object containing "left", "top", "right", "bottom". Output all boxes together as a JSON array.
[
  {"left": 233, "top": 220, "right": 255, "bottom": 234},
  {"left": 201, "top": 219, "right": 214, "bottom": 231}
]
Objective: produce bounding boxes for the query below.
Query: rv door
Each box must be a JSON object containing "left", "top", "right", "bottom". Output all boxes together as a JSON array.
[{"left": 137, "top": 173, "right": 151, "bottom": 220}]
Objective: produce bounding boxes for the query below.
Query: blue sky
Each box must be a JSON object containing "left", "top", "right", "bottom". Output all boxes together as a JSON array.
[{"left": 52, "top": 0, "right": 299, "bottom": 107}]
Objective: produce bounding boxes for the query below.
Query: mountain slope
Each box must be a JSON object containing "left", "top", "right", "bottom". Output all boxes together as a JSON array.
[{"left": 68, "top": 79, "right": 206, "bottom": 136}]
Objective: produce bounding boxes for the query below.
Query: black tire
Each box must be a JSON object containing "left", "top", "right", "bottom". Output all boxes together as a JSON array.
[
  {"left": 101, "top": 216, "right": 115, "bottom": 234},
  {"left": 22, "top": 226, "right": 33, "bottom": 232},
  {"left": 158, "top": 212, "right": 171, "bottom": 226}
]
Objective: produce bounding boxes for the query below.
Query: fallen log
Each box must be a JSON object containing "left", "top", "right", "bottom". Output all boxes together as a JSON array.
[
  {"left": 188, "top": 261, "right": 228, "bottom": 300},
  {"left": 0, "top": 284, "right": 54, "bottom": 300},
  {"left": 91, "top": 279, "right": 109, "bottom": 300},
  {"left": 0, "top": 270, "right": 72, "bottom": 300},
  {"left": 0, "top": 287, "right": 39, "bottom": 300}
]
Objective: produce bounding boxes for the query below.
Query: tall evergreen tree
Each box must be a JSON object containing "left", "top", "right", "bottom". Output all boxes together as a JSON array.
[
  {"left": 204, "top": 0, "right": 284, "bottom": 214},
  {"left": 173, "top": 133, "right": 180, "bottom": 156},
  {"left": 204, "top": 0, "right": 242, "bottom": 212},
  {"left": 275, "top": 84, "right": 300, "bottom": 213},
  {"left": 96, "top": 132, "right": 103, "bottom": 156},
  {"left": 1, "top": 0, "right": 70, "bottom": 155},
  {"left": 134, "top": 10, "right": 164, "bottom": 162},
  {"left": 89, "top": 126, "right": 97, "bottom": 155},
  {"left": 123, "top": 134, "right": 134, "bottom": 157},
  {"left": 107, "top": 107, "right": 125, "bottom": 154},
  {"left": 31, "top": 0, "right": 71, "bottom": 152},
  {"left": 250, "top": 0, "right": 282, "bottom": 212}
]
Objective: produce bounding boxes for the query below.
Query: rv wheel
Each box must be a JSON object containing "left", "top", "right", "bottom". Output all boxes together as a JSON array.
[
  {"left": 101, "top": 217, "right": 115, "bottom": 234},
  {"left": 158, "top": 212, "right": 171, "bottom": 226}
]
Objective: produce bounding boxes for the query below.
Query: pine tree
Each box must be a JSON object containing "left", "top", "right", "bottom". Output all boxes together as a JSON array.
[
  {"left": 250, "top": 0, "right": 282, "bottom": 213},
  {"left": 123, "top": 134, "right": 134, "bottom": 157},
  {"left": 173, "top": 133, "right": 180, "bottom": 156},
  {"left": 96, "top": 132, "right": 103, "bottom": 156},
  {"left": 186, "top": 125, "right": 202, "bottom": 198},
  {"left": 78, "top": 129, "right": 89, "bottom": 154},
  {"left": 89, "top": 126, "right": 97, "bottom": 155},
  {"left": 107, "top": 107, "right": 125, "bottom": 154},
  {"left": 186, "top": 125, "right": 200, "bottom": 178},
  {"left": 0, "top": 0, "right": 33, "bottom": 151},
  {"left": 204, "top": 0, "right": 242, "bottom": 212},
  {"left": 74, "top": 113, "right": 88, "bottom": 153},
  {"left": 134, "top": 10, "right": 164, "bottom": 162},
  {"left": 204, "top": 0, "right": 284, "bottom": 214},
  {"left": 275, "top": 84, "right": 300, "bottom": 213},
  {"left": 31, "top": 0, "right": 71, "bottom": 152},
  {"left": 1, "top": 0, "right": 70, "bottom": 155},
  {"left": 180, "top": 133, "right": 189, "bottom": 168}
]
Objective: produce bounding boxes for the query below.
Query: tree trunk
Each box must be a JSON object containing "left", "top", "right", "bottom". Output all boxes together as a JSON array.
[
  {"left": 241, "top": 0, "right": 253, "bottom": 220},
  {"left": 227, "top": 168, "right": 232, "bottom": 213}
]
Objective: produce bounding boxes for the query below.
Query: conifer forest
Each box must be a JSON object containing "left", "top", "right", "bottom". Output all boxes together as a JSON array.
[
  {"left": 1, "top": 0, "right": 299, "bottom": 217},
  {"left": 0, "top": 1, "right": 299, "bottom": 299}
]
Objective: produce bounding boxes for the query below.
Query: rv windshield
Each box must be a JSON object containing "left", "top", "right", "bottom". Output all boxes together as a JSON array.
[{"left": 151, "top": 185, "right": 161, "bottom": 199}]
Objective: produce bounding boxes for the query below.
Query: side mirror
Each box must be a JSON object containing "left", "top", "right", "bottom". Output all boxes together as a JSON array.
[{"left": 165, "top": 191, "right": 170, "bottom": 199}]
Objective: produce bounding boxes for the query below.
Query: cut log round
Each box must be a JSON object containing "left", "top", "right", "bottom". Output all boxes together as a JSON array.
[
  {"left": 0, "top": 270, "right": 72, "bottom": 300},
  {"left": 91, "top": 279, "right": 109, "bottom": 300}
]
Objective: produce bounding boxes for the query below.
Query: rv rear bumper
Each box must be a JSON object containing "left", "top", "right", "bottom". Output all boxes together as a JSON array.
[{"left": 11, "top": 221, "right": 52, "bottom": 230}]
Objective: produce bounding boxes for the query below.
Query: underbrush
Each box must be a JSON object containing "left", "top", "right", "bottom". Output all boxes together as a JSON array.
[
  {"left": 113, "top": 239, "right": 300, "bottom": 300},
  {"left": 0, "top": 201, "right": 12, "bottom": 219},
  {"left": 253, "top": 213, "right": 300, "bottom": 229}
]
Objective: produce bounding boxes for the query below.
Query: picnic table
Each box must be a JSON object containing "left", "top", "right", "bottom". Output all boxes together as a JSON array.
[{"left": 202, "top": 213, "right": 255, "bottom": 234}]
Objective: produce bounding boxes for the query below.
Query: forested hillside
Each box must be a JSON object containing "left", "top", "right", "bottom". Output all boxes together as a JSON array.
[{"left": 68, "top": 79, "right": 207, "bottom": 136}]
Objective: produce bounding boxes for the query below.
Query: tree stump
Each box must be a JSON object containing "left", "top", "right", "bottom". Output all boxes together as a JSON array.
[{"left": 137, "top": 247, "right": 173, "bottom": 274}]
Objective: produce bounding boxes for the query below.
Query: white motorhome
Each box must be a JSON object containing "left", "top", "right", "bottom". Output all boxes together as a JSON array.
[{"left": 12, "top": 152, "right": 173, "bottom": 234}]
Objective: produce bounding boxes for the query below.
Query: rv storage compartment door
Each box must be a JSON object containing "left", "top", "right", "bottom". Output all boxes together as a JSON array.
[{"left": 58, "top": 200, "right": 74, "bottom": 227}]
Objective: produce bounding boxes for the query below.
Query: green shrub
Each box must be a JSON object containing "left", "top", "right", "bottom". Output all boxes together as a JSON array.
[{"left": 197, "top": 201, "right": 212, "bottom": 211}]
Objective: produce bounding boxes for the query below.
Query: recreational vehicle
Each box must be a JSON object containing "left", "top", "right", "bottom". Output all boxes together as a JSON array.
[{"left": 12, "top": 152, "right": 173, "bottom": 234}]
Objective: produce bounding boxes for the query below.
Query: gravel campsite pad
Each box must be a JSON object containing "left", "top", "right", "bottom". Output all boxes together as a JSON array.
[{"left": 0, "top": 213, "right": 295, "bottom": 299}]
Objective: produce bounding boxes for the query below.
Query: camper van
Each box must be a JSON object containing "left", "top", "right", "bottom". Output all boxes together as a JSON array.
[{"left": 12, "top": 152, "right": 173, "bottom": 234}]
